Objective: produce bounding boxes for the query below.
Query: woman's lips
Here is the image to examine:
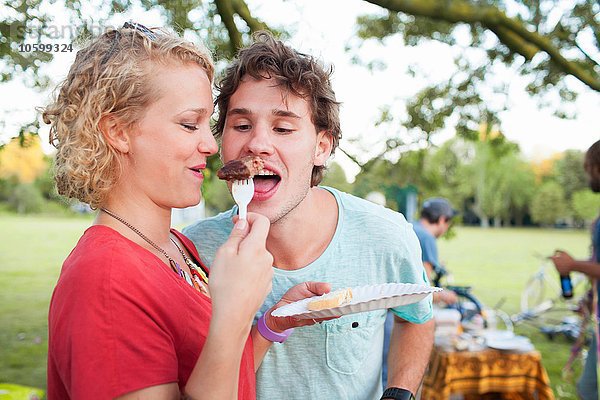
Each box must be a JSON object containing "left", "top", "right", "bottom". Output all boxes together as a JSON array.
[
  {"left": 188, "top": 165, "right": 206, "bottom": 180},
  {"left": 189, "top": 169, "right": 204, "bottom": 180}
]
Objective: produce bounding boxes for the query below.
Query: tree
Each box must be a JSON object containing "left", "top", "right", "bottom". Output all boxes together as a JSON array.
[
  {"left": 7, "top": 182, "right": 44, "bottom": 213},
  {"left": 1, "top": 0, "right": 281, "bottom": 83},
  {"left": 531, "top": 153, "right": 562, "bottom": 184},
  {"left": 471, "top": 150, "right": 536, "bottom": 227},
  {"left": 553, "top": 150, "right": 588, "bottom": 201},
  {"left": 571, "top": 189, "right": 600, "bottom": 225},
  {"left": 530, "top": 181, "right": 566, "bottom": 225},
  {"left": 3, "top": 0, "right": 599, "bottom": 152},
  {"left": 1, "top": 0, "right": 281, "bottom": 147},
  {"left": 321, "top": 162, "right": 353, "bottom": 193},
  {"left": 0, "top": 133, "right": 47, "bottom": 183},
  {"left": 199, "top": 162, "right": 235, "bottom": 215},
  {"left": 350, "top": 0, "right": 599, "bottom": 154},
  {"left": 34, "top": 155, "right": 60, "bottom": 200},
  {"left": 352, "top": 147, "right": 446, "bottom": 211},
  {"left": 503, "top": 157, "right": 536, "bottom": 226},
  {"left": 359, "top": 0, "right": 599, "bottom": 92},
  {"left": 457, "top": 126, "right": 522, "bottom": 227}
]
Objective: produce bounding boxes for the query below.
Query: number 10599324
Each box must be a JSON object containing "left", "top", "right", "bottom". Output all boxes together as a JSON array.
[{"left": 18, "top": 43, "right": 73, "bottom": 52}]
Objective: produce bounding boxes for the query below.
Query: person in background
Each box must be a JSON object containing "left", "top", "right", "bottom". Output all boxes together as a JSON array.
[
  {"left": 551, "top": 139, "right": 600, "bottom": 400},
  {"left": 184, "top": 32, "right": 434, "bottom": 400},
  {"left": 43, "top": 23, "right": 326, "bottom": 400},
  {"left": 382, "top": 197, "right": 459, "bottom": 387},
  {"left": 412, "top": 198, "right": 460, "bottom": 304}
]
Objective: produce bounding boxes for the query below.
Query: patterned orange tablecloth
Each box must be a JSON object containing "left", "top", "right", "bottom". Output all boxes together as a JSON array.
[{"left": 421, "top": 346, "right": 555, "bottom": 400}]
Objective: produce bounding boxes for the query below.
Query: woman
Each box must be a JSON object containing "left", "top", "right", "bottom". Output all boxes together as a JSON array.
[{"left": 43, "top": 22, "right": 328, "bottom": 400}]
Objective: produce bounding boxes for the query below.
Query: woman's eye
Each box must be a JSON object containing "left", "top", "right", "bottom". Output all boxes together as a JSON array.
[{"left": 181, "top": 123, "right": 198, "bottom": 131}]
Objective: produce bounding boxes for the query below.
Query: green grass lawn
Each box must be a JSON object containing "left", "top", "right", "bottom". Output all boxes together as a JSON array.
[
  {"left": 0, "top": 216, "right": 593, "bottom": 398},
  {"left": 0, "top": 214, "right": 93, "bottom": 390}
]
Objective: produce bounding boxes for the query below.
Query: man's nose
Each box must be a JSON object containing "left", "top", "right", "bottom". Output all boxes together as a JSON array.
[{"left": 244, "top": 123, "right": 274, "bottom": 156}]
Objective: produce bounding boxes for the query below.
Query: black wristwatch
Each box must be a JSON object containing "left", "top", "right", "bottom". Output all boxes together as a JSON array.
[{"left": 380, "top": 387, "right": 415, "bottom": 400}]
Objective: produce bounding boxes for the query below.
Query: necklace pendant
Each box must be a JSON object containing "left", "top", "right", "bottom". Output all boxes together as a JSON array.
[
  {"left": 193, "top": 275, "right": 210, "bottom": 296},
  {"left": 184, "top": 257, "right": 197, "bottom": 270},
  {"left": 197, "top": 269, "right": 208, "bottom": 284},
  {"left": 170, "top": 260, "right": 182, "bottom": 276},
  {"left": 199, "top": 283, "right": 209, "bottom": 296},
  {"left": 187, "top": 260, "right": 208, "bottom": 284},
  {"left": 183, "top": 272, "right": 194, "bottom": 286}
]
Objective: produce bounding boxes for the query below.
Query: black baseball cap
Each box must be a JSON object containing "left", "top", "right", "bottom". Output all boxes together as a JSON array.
[{"left": 421, "top": 197, "right": 459, "bottom": 220}]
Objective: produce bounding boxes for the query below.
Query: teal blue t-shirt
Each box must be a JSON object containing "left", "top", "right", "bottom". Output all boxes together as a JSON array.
[{"left": 183, "top": 187, "right": 432, "bottom": 400}]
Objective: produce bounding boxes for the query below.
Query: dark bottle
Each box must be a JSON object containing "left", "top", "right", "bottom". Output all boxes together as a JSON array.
[{"left": 560, "top": 275, "right": 573, "bottom": 298}]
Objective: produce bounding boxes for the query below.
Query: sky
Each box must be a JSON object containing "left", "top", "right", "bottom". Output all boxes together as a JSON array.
[{"left": 1, "top": 0, "right": 598, "bottom": 181}]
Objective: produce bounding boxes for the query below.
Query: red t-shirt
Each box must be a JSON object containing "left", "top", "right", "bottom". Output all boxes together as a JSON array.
[{"left": 47, "top": 225, "right": 256, "bottom": 399}]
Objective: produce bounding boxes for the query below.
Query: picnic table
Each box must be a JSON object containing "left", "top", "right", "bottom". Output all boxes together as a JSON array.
[{"left": 421, "top": 345, "right": 555, "bottom": 400}]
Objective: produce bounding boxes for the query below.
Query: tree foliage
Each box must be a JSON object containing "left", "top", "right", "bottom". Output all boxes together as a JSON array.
[
  {"left": 571, "top": 189, "right": 600, "bottom": 224},
  {"left": 530, "top": 181, "right": 566, "bottom": 225},
  {"left": 351, "top": 0, "right": 599, "bottom": 153},
  {"left": 1, "top": 0, "right": 597, "bottom": 222},
  {"left": 3, "top": 0, "right": 599, "bottom": 150},
  {"left": 321, "top": 162, "right": 353, "bottom": 193},
  {"left": 0, "top": 133, "right": 46, "bottom": 183},
  {"left": 1, "top": 0, "right": 282, "bottom": 77},
  {"left": 553, "top": 150, "right": 588, "bottom": 201},
  {"left": 0, "top": 0, "right": 52, "bottom": 87},
  {"left": 0, "top": 0, "right": 286, "bottom": 146},
  {"left": 358, "top": 0, "right": 599, "bottom": 92},
  {"left": 7, "top": 182, "right": 44, "bottom": 213}
]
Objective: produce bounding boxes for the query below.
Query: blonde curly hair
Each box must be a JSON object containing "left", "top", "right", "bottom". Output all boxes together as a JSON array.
[{"left": 42, "top": 24, "right": 214, "bottom": 209}]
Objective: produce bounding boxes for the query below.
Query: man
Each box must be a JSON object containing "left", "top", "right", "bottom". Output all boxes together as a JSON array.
[
  {"left": 184, "top": 32, "right": 434, "bottom": 400},
  {"left": 382, "top": 197, "right": 458, "bottom": 387},
  {"left": 412, "top": 198, "right": 459, "bottom": 304},
  {"left": 551, "top": 139, "right": 600, "bottom": 400}
]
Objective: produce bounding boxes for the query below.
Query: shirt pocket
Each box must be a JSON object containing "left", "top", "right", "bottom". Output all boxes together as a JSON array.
[{"left": 324, "top": 311, "right": 384, "bottom": 375}]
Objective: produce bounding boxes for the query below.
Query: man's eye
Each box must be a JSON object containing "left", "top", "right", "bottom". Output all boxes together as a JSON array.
[
  {"left": 235, "top": 124, "right": 251, "bottom": 131},
  {"left": 274, "top": 127, "right": 294, "bottom": 134},
  {"left": 181, "top": 123, "right": 198, "bottom": 131}
]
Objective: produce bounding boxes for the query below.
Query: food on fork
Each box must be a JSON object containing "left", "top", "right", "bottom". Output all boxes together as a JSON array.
[
  {"left": 308, "top": 288, "right": 353, "bottom": 311},
  {"left": 217, "top": 156, "right": 264, "bottom": 181}
]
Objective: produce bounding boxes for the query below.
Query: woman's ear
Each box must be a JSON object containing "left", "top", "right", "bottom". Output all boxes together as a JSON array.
[
  {"left": 314, "top": 130, "right": 333, "bottom": 167},
  {"left": 99, "top": 115, "right": 130, "bottom": 154}
]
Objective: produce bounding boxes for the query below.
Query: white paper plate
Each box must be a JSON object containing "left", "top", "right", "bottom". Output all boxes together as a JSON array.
[
  {"left": 480, "top": 330, "right": 515, "bottom": 341},
  {"left": 486, "top": 335, "right": 534, "bottom": 352},
  {"left": 271, "top": 283, "right": 441, "bottom": 319}
]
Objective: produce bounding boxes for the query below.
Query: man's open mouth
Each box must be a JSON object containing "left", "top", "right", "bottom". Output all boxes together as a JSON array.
[{"left": 253, "top": 169, "right": 281, "bottom": 193}]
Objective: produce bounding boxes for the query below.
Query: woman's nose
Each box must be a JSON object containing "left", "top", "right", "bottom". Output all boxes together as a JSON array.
[{"left": 198, "top": 128, "right": 218, "bottom": 156}]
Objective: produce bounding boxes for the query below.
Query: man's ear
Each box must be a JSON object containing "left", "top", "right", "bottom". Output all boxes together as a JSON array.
[
  {"left": 314, "top": 130, "right": 333, "bottom": 166},
  {"left": 99, "top": 115, "right": 130, "bottom": 154}
]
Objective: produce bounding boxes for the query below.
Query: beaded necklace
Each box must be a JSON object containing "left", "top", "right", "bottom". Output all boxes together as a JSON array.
[{"left": 101, "top": 208, "right": 209, "bottom": 295}]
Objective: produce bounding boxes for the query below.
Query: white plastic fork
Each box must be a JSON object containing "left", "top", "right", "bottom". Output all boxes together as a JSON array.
[{"left": 232, "top": 178, "right": 255, "bottom": 220}]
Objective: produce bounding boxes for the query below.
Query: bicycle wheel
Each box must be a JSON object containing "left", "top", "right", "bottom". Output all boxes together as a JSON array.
[
  {"left": 447, "top": 286, "right": 485, "bottom": 325},
  {"left": 520, "top": 263, "right": 561, "bottom": 314}
]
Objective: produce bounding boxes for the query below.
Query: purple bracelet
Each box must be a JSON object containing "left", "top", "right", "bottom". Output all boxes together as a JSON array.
[{"left": 257, "top": 312, "right": 294, "bottom": 343}]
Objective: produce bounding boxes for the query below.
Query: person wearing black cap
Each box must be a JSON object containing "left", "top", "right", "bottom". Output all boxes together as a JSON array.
[{"left": 414, "top": 198, "right": 460, "bottom": 305}]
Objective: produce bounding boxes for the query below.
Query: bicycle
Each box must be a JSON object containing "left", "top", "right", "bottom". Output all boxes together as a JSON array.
[
  {"left": 511, "top": 255, "right": 594, "bottom": 398},
  {"left": 513, "top": 254, "right": 588, "bottom": 336}
]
